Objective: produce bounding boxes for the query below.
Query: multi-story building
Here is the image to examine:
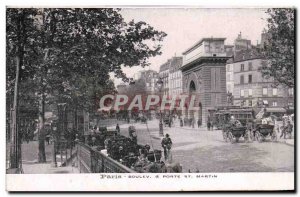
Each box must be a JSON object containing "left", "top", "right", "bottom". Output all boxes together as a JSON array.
[
  {"left": 168, "top": 56, "right": 183, "bottom": 96},
  {"left": 226, "top": 58, "right": 234, "bottom": 94},
  {"left": 232, "top": 49, "right": 294, "bottom": 109},
  {"left": 159, "top": 60, "right": 170, "bottom": 96}
]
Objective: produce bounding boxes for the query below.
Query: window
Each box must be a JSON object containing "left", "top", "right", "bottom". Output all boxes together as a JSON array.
[
  {"left": 248, "top": 75, "right": 252, "bottom": 83},
  {"left": 248, "top": 89, "right": 253, "bottom": 97},
  {"left": 272, "top": 101, "right": 278, "bottom": 107},
  {"left": 272, "top": 88, "right": 278, "bottom": 96},
  {"left": 240, "top": 89, "right": 245, "bottom": 97},
  {"left": 248, "top": 62, "right": 253, "bottom": 71},
  {"left": 263, "top": 88, "right": 268, "bottom": 96},
  {"left": 288, "top": 102, "right": 293, "bottom": 106},
  {"left": 240, "top": 75, "right": 244, "bottom": 84},
  {"left": 240, "top": 64, "right": 244, "bottom": 71},
  {"left": 249, "top": 100, "right": 253, "bottom": 107},
  {"left": 241, "top": 100, "right": 245, "bottom": 106},
  {"left": 288, "top": 88, "right": 294, "bottom": 96}
]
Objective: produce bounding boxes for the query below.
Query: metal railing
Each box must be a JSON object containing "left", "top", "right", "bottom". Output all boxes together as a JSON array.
[{"left": 76, "top": 142, "right": 135, "bottom": 173}]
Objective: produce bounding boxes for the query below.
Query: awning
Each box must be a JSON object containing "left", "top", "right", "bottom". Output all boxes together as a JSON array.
[
  {"left": 265, "top": 107, "right": 286, "bottom": 113},
  {"left": 263, "top": 100, "right": 268, "bottom": 105}
]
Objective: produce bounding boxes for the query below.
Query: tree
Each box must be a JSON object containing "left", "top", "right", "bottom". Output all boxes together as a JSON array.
[
  {"left": 6, "top": 8, "right": 39, "bottom": 168},
  {"left": 260, "top": 8, "right": 295, "bottom": 87},
  {"left": 7, "top": 8, "right": 167, "bottom": 163}
]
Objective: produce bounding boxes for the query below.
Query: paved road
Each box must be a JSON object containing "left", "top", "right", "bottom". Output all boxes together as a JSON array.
[{"left": 108, "top": 119, "right": 294, "bottom": 173}]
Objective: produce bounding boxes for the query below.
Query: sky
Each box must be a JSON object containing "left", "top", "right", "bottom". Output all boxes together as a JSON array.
[{"left": 112, "top": 8, "right": 269, "bottom": 85}]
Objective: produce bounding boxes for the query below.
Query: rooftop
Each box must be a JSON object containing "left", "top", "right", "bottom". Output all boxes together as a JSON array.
[
  {"left": 233, "top": 48, "right": 263, "bottom": 63},
  {"left": 182, "top": 37, "right": 226, "bottom": 55}
]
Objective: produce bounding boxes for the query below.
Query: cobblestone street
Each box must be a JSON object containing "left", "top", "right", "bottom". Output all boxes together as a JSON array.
[{"left": 109, "top": 119, "right": 294, "bottom": 173}]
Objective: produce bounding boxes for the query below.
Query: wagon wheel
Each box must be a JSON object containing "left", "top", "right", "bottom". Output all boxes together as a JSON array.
[
  {"left": 228, "top": 132, "right": 234, "bottom": 143},
  {"left": 249, "top": 131, "right": 255, "bottom": 141},
  {"left": 270, "top": 130, "right": 277, "bottom": 142},
  {"left": 257, "top": 133, "right": 263, "bottom": 143},
  {"left": 222, "top": 131, "right": 228, "bottom": 142}
]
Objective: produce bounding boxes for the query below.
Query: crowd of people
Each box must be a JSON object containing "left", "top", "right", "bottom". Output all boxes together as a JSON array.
[{"left": 80, "top": 124, "right": 180, "bottom": 172}]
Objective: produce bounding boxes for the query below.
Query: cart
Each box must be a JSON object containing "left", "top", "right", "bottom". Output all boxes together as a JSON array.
[
  {"left": 222, "top": 120, "right": 250, "bottom": 143},
  {"left": 254, "top": 124, "right": 276, "bottom": 142}
]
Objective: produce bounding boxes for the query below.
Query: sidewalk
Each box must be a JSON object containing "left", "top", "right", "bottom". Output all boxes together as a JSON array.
[
  {"left": 19, "top": 141, "right": 79, "bottom": 174},
  {"left": 276, "top": 138, "right": 294, "bottom": 146},
  {"left": 22, "top": 161, "right": 79, "bottom": 174}
]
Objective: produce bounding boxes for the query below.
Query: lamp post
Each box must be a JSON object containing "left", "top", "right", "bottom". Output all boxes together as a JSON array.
[
  {"left": 57, "top": 103, "right": 67, "bottom": 139},
  {"left": 57, "top": 103, "right": 67, "bottom": 165},
  {"left": 156, "top": 77, "right": 164, "bottom": 137},
  {"left": 51, "top": 121, "right": 57, "bottom": 167}
]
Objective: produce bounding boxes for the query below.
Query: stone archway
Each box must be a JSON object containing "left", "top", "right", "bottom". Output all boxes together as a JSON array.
[
  {"left": 189, "top": 80, "right": 196, "bottom": 93},
  {"left": 188, "top": 80, "right": 197, "bottom": 119}
]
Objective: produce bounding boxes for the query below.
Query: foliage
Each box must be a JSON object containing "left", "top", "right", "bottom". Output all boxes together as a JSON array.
[
  {"left": 7, "top": 8, "right": 167, "bottom": 112},
  {"left": 260, "top": 8, "right": 295, "bottom": 87}
]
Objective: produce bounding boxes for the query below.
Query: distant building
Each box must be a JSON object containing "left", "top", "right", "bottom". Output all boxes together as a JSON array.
[
  {"left": 232, "top": 49, "right": 294, "bottom": 109},
  {"left": 116, "top": 83, "right": 127, "bottom": 94},
  {"left": 139, "top": 70, "right": 159, "bottom": 93},
  {"left": 159, "top": 60, "right": 170, "bottom": 96},
  {"left": 234, "top": 32, "right": 252, "bottom": 55},
  {"left": 132, "top": 70, "right": 159, "bottom": 94},
  {"left": 260, "top": 30, "right": 270, "bottom": 49},
  {"left": 168, "top": 56, "right": 183, "bottom": 96},
  {"left": 225, "top": 45, "right": 234, "bottom": 57},
  {"left": 226, "top": 58, "right": 234, "bottom": 94},
  {"left": 180, "top": 37, "right": 229, "bottom": 125}
]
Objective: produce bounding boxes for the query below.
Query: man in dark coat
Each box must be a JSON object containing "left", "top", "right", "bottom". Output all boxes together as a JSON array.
[{"left": 161, "top": 134, "right": 172, "bottom": 160}]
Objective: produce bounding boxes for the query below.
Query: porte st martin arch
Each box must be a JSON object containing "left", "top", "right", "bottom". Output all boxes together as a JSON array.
[{"left": 180, "top": 38, "right": 230, "bottom": 126}]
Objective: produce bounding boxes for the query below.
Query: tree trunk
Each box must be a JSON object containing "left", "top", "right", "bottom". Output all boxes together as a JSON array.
[
  {"left": 38, "top": 49, "right": 49, "bottom": 163},
  {"left": 9, "top": 10, "right": 25, "bottom": 170},
  {"left": 10, "top": 55, "right": 20, "bottom": 169},
  {"left": 38, "top": 91, "right": 46, "bottom": 162}
]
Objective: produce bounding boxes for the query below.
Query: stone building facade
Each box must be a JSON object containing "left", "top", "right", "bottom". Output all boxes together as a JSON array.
[
  {"left": 159, "top": 60, "right": 170, "bottom": 96},
  {"left": 168, "top": 56, "right": 183, "bottom": 96},
  {"left": 232, "top": 50, "right": 294, "bottom": 109}
]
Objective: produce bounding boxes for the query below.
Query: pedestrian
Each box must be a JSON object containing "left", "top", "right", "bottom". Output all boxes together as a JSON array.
[
  {"left": 207, "top": 115, "right": 211, "bottom": 131},
  {"left": 45, "top": 134, "right": 51, "bottom": 145},
  {"left": 282, "top": 114, "right": 289, "bottom": 127},
  {"left": 161, "top": 133, "right": 172, "bottom": 161},
  {"left": 192, "top": 118, "right": 195, "bottom": 128},
  {"left": 210, "top": 120, "right": 214, "bottom": 131},
  {"left": 116, "top": 124, "right": 120, "bottom": 134},
  {"left": 285, "top": 121, "right": 293, "bottom": 139},
  {"left": 180, "top": 118, "right": 183, "bottom": 127},
  {"left": 197, "top": 119, "right": 201, "bottom": 128},
  {"left": 207, "top": 121, "right": 210, "bottom": 131}
]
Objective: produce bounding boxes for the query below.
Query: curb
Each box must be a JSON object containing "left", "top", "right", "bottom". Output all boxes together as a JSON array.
[
  {"left": 274, "top": 140, "right": 294, "bottom": 147},
  {"left": 60, "top": 151, "right": 77, "bottom": 167}
]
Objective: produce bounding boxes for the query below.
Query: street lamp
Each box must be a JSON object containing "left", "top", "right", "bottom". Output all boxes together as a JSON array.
[
  {"left": 156, "top": 77, "right": 164, "bottom": 137},
  {"left": 57, "top": 103, "right": 67, "bottom": 165},
  {"left": 51, "top": 121, "right": 58, "bottom": 167}
]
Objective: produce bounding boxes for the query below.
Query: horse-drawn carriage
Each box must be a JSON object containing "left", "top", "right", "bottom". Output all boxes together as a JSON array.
[
  {"left": 222, "top": 120, "right": 252, "bottom": 143},
  {"left": 253, "top": 122, "right": 276, "bottom": 142}
]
